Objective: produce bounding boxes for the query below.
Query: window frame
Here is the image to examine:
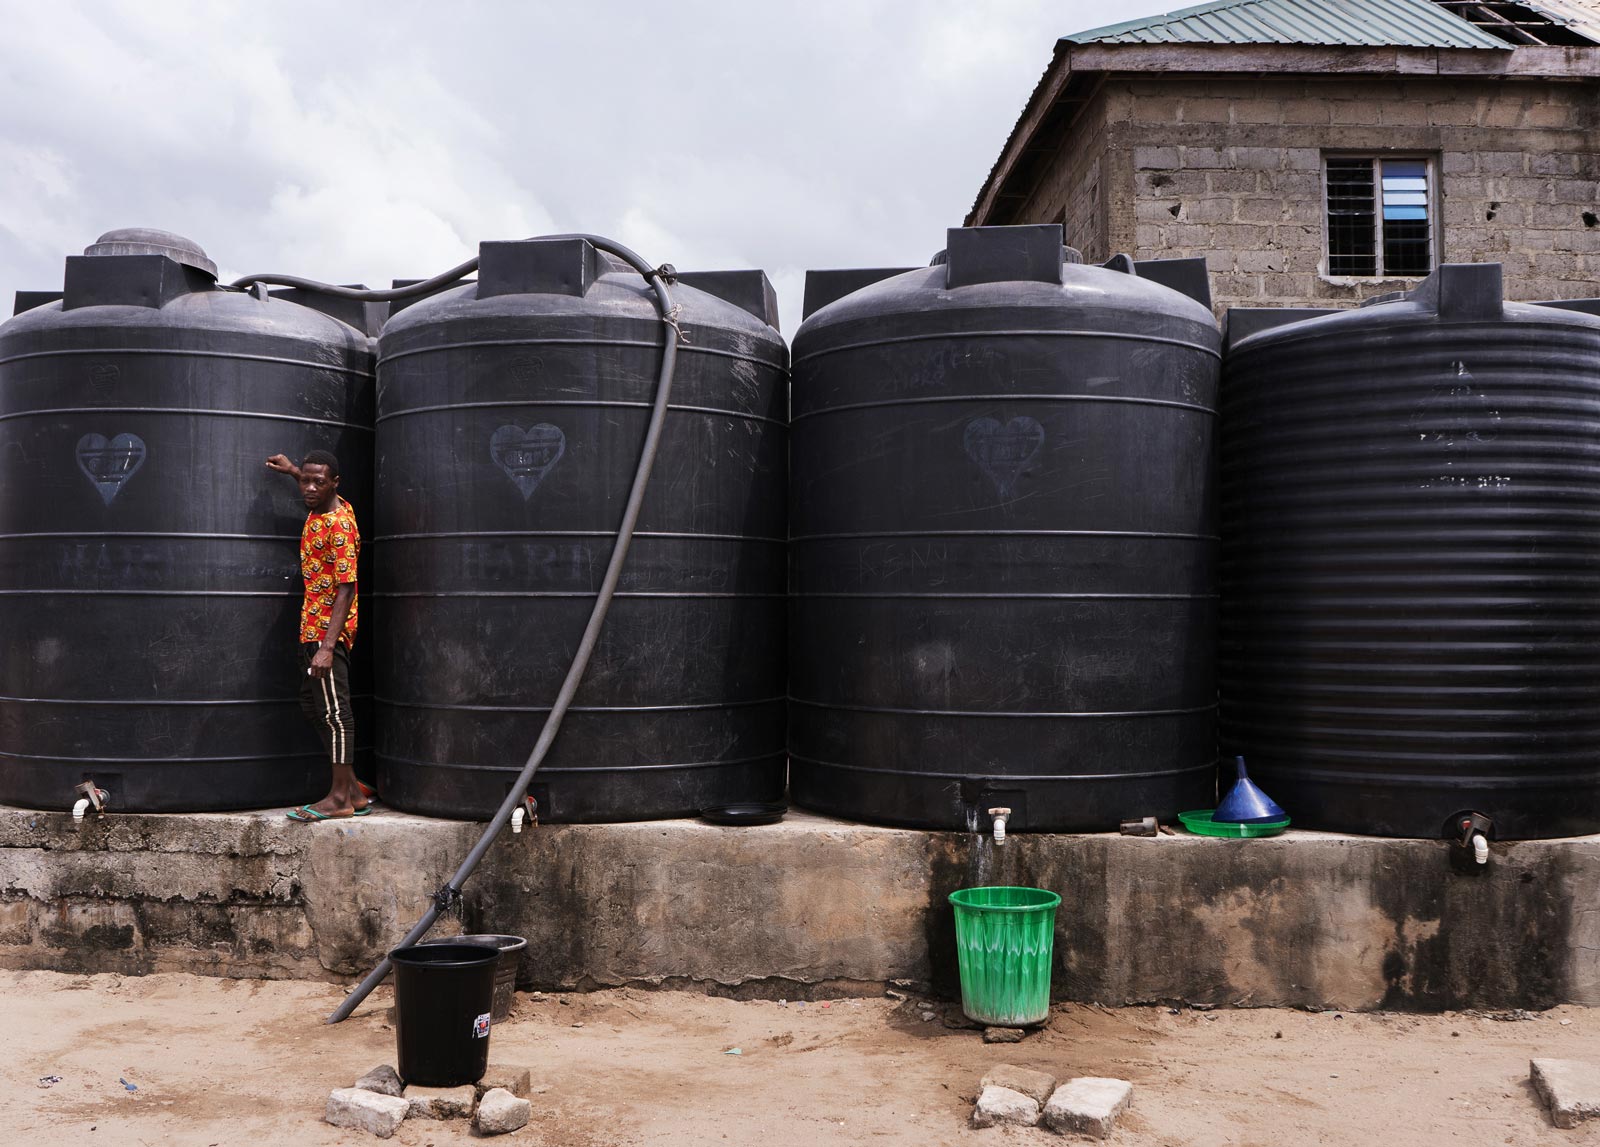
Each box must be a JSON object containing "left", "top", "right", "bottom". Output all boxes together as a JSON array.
[{"left": 1321, "top": 153, "right": 1440, "bottom": 280}]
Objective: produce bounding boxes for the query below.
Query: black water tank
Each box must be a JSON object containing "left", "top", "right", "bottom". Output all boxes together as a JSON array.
[
  {"left": 373, "top": 238, "right": 787, "bottom": 821},
  {"left": 1221, "top": 264, "right": 1600, "bottom": 839},
  {"left": 0, "top": 229, "right": 376, "bottom": 811},
  {"left": 788, "top": 225, "right": 1222, "bottom": 831}
]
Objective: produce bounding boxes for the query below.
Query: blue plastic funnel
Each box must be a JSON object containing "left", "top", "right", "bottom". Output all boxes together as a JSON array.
[{"left": 1213, "top": 756, "right": 1286, "bottom": 824}]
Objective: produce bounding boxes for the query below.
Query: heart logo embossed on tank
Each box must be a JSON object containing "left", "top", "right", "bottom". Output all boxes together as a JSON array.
[
  {"left": 87, "top": 362, "right": 121, "bottom": 394},
  {"left": 76, "top": 432, "right": 146, "bottom": 505},
  {"left": 963, "top": 416, "right": 1044, "bottom": 499},
  {"left": 491, "top": 423, "right": 566, "bottom": 500}
]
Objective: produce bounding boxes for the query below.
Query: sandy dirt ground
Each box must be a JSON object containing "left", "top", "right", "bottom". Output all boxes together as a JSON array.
[{"left": 3, "top": 970, "right": 1599, "bottom": 1146}]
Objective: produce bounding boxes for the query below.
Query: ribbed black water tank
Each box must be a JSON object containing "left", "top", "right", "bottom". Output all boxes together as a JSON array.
[
  {"left": 789, "top": 225, "right": 1222, "bottom": 831},
  {"left": 1221, "top": 263, "right": 1600, "bottom": 839},
  {"left": 373, "top": 238, "right": 787, "bottom": 821},
  {"left": 0, "top": 229, "right": 377, "bottom": 811}
]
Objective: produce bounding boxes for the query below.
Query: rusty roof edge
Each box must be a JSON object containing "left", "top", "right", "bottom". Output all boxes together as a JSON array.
[
  {"left": 1062, "top": 0, "right": 1512, "bottom": 49},
  {"left": 966, "top": 43, "right": 1074, "bottom": 226},
  {"left": 1066, "top": 39, "right": 1600, "bottom": 75}
]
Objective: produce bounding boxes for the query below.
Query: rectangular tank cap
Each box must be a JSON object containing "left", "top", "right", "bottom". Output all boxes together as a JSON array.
[
  {"left": 387, "top": 277, "right": 476, "bottom": 316},
  {"left": 1534, "top": 299, "right": 1600, "bottom": 319},
  {"left": 62, "top": 254, "right": 210, "bottom": 310},
  {"left": 1223, "top": 306, "right": 1340, "bottom": 351},
  {"left": 478, "top": 238, "right": 599, "bottom": 299},
  {"left": 944, "top": 225, "right": 1064, "bottom": 290},
  {"left": 1133, "top": 257, "right": 1213, "bottom": 310},
  {"left": 1407, "top": 263, "right": 1503, "bottom": 321},
  {"left": 13, "top": 290, "right": 62, "bottom": 316},
  {"left": 674, "top": 270, "right": 781, "bottom": 331},
  {"left": 269, "top": 286, "right": 388, "bottom": 336},
  {"left": 801, "top": 268, "right": 916, "bottom": 319}
]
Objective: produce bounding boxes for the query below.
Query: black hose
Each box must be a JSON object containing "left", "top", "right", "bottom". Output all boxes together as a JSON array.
[{"left": 237, "top": 235, "right": 683, "bottom": 1024}]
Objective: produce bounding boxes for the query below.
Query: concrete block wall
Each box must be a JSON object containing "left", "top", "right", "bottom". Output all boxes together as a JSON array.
[
  {"left": 4, "top": 806, "right": 1599, "bottom": 1012},
  {"left": 1012, "top": 75, "right": 1600, "bottom": 313},
  {"left": 1049, "top": 86, "right": 1113, "bottom": 264}
]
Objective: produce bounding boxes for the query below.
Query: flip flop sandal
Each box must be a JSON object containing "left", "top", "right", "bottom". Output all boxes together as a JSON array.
[
  {"left": 352, "top": 805, "right": 373, "bottom": 816},
  {"left": 286, "top": 804, "right": 356, "bottom": 822}
]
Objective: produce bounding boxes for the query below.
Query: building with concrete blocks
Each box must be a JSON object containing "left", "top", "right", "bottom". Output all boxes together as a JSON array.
[{"left": 966, "top": 0, "right": 1600, "bottom": 313}]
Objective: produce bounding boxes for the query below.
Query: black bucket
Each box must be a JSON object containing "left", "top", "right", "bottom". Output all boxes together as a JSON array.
[
  {"left": 419, "top": 933, "right": 528, "bottom": 1022},
  {"left": 390, "top": 943, "right": 499, "bottom": 1086}
]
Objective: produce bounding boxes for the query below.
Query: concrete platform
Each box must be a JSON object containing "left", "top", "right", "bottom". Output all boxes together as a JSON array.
[{"left": 1, "top": 804, "right": 1596, "bottom": 1011}]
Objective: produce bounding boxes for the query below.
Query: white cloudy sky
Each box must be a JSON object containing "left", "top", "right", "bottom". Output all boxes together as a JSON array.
[{"left": 0, "top": 1, "right": 1176, "bottom": 334}]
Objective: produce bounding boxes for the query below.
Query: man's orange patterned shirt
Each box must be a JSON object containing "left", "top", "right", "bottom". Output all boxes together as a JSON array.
[{"left": 299, "top": 497, "right": 360, "bottom": 647}]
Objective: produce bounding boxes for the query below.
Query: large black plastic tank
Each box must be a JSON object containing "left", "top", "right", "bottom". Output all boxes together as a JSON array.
[
  {"left": 788, "top": 225, "right": 1222, "bottom": 831},
  {"left": 0, "top": 229, "right": 376, "bottom": 811},
  {"left": 373, "top": 238, "right": 787, "bottom": 821},
  {"left": 1221, "top": 263, "right": 1600, "bottom": 839}
]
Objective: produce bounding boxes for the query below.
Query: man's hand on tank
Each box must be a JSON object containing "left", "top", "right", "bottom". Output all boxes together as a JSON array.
[
  {"left": 310, "top": 647, "right": 336, "bottom": 677},
  {"left": 265, "top": 453, "right": 300, "bottom": 477}
]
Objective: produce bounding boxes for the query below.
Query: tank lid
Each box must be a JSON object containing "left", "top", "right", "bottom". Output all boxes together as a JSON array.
[
  {"left": 941, "top": 225, "right": 1071, "bottom": 289},
  {"left": 673, "top": 270, "right": 781, "bottom": 332},
  {"left": 84, "top": 229, "right": 218, "bottom": 278},
  {"left": 929, "top": 245, "right": 1084, "bottom": 268},
  {"left": 1387, "top": 263, "right": 1504, "bottom": 321},
  {"left": 1532, "top": 298, "right": 1600, "bottom": 319},
  {"left": 1131, "top": 257, "right": 1212, "bottom": 311},
  {"left": 269, "top": 285, "right": 389, "bottom": 336},
  {"left": 932, "top": 227, "right": 1082, "bottom": 288},
  {"left": 13, "top": 290, "right": 63, "bottom": 316},
  {"left": 479, "top": 238, "right": 599, "bottom": 299},
  {"left": 802, "top": 268, "right": 918, "bottom": 320}
]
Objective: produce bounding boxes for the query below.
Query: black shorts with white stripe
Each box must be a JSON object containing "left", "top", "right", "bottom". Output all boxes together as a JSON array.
[{"left": 298, "top": 642, "right": 354, "bottom": 767}]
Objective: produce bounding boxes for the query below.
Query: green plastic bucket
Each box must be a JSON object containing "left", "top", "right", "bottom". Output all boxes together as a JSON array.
[{"left": 948, "top": 886, "right": 1061, "bottom": 1026}]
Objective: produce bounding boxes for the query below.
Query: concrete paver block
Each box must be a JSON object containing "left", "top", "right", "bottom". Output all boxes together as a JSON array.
[
  {"left": 353, "top": 1064, "right": 403, "bottom": 1097},
  {"left": 404, "top": 1083, "right": 476, "bottom": 1119},
  {"left": 475, "top": 1087, "right": 532, "bottom": 1135},
  {"left": 477, "top": 1064, "right": 533, "bottom": 1099},
  {"left": 1043, "top": 1077, "right": 1133, "bottom": 1139},
  {"left": 981, "top": 1064, "right": 1057, "bottom": 1106},
  {"left": 326, "top": 1087, "right": 409, "bottom": 1138},
  {"left": 1531, "top": 1058, "right": 1600, "bottom": 1129},
  {"left": 971, "top": 1084, "right": 1041, "bottom": 1128}
]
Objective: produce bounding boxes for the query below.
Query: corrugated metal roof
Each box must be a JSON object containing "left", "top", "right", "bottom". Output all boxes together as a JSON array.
[
  {"left": 1539, "top": 0, "right": 1600, "bottom": 37},
  {"left": 1064, "top": 0, "right": 1511, "bottom": 49},
  {"left": 1458, "top": 0, "right": 1600, "bottom": 45}
]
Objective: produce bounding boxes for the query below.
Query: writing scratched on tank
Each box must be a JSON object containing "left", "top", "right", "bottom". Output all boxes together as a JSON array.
[
  {"left": 855, "top": 541, "right": 950, "bottom": 587},
  {"left": 1408, "top": 363, "right": 1500, "bottom": 450},
  {"left": 54, "top": 541, "right": 164, "bottom": 584},
  {"left": 461, "top": 541, "right": 593, "bottom": 586}
]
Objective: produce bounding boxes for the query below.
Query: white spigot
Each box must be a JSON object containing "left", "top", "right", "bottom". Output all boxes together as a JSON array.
[
  {"left": 1472, "top": 832, "right": 1489, "bottom": 865},
  {"left": 989, "top": 807, "right": 1011, "bottom": 844},
  {"left": 71, "top": 782, "right": 108, "bottom": 826},
  {"left": 511, "top": 806, "right": 525, "bottom": 834}
]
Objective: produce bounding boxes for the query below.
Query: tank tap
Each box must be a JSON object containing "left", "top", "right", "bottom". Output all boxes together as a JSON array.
[
  {"left": 72, "top": 781, "right": 108, "bottom": 824},
  {"left": 1450, "top": 811, "right": 1494, "bottom": 867},
  {"left": 511, "top": 795, "right": 538, "bottom": 835},
  {"left": 988, "top": 807, "right": 1011, "bottom": 844}
]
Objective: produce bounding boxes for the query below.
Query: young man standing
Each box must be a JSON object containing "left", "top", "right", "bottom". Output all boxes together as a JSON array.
[{"left": 266, "top": 449, "right": 368, "bottom": 820}]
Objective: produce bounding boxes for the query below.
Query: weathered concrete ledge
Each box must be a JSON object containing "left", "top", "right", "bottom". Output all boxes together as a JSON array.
[{"left": 1, "top": 804, "right": 1596, "bottom": 1012}]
